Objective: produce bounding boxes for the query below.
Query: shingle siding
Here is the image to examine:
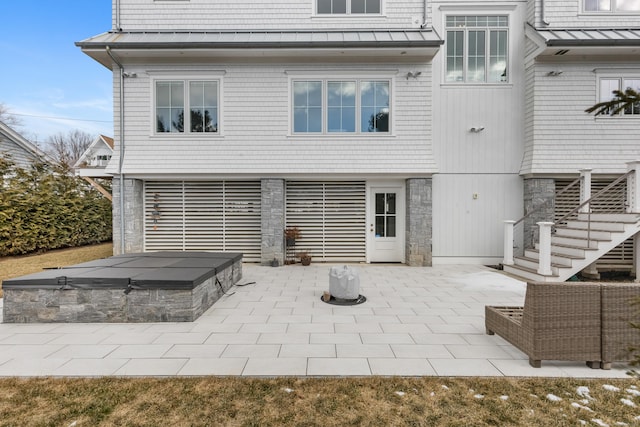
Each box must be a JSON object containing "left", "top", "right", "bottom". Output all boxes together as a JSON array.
[
  {"left": 117, "top": 0, "right": 425, "bottom": 31},
  {"left": 522, "top": 62, "right": 640, "bottom": 175},
  {"left": 110, "top": 61, "right": 436, "bottom": 176},
  {"left": 541, "top": 0, "right": 640, "bottom": 28}
]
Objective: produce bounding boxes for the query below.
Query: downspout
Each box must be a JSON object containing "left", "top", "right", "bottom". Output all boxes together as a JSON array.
[
  {"left": 106, "top": 46, "right": 126, "bottom": 254},
  {"left": 115, "top": 0, "right": 122, "bottom": 31},
  {"left": 420, "top": 0, "right": 428, "bottom": 28},
  {"left": 541, "top": 0, "right": 549, "bottom": 26}
]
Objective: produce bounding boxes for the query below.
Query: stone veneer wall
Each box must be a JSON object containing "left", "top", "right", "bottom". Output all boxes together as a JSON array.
[
  {"left": 112, "top": 177, "right": 144, "bottom": 255},
  {"left": 261, "top": 178, "right": 285, "bottom": 266},
  {"left": 2, "top": 260, "right": 242, "bottom": 323},
  {"left": 523, "top": 178, "right": 555, "bottom": 251},
  {"left": 405, "top": 178, "right": 433, "bottom": 266}
]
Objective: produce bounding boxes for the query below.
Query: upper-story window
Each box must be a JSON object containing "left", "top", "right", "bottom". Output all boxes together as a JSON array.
[
  {"left": 445, "top": 15, "right": 509, "bottom": 83},
  {"left": 292, "top": 79, "right": 390, "bottom": 134},
  {"left": 317, "top": 0, "right": 381, "bottom": 14},
  {"left": 155, "top": 80, "right": 219, "bottom": 134},
  {"left": 599, "top": 76, "right": 640, "bottom": 115},
  {"left": 585, "top": 0, "right": 640, "bottom": 12}
]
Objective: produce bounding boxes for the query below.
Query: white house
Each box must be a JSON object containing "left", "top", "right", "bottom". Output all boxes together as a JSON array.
[
  {"left": 0, "top": 121, "right": 49, "bottom": 169},
  {"left": 77, "top": 0, "right": 640, "bottom": 275},
  {"left": 73, "top": 134, "right": 114, "bottom": 177}
]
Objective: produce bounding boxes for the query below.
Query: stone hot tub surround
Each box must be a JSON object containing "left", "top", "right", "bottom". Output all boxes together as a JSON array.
[{"left": 2, "top": 251, "right": 242, "bottom": 323}]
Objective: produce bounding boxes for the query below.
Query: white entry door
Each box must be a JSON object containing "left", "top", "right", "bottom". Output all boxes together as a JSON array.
[{"left": 368, "top": 185, "right": 404, "bottom": 263}]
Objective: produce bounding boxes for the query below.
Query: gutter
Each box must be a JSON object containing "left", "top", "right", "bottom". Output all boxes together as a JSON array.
[{"left": 106, "top": 46, "right": 126, "bottom": 255}]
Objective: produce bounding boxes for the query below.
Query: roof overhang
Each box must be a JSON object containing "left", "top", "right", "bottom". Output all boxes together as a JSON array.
[
  {"left": 76, "top": 30, "right": 444, "bottom": 67},
  {"left": 528, "top": 25, "right": 640, "bottom": 58}
]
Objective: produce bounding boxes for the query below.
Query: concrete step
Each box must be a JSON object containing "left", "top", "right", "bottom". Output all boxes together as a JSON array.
[{"left": 502, "top": 264, "right": 559, "bottom": 282}]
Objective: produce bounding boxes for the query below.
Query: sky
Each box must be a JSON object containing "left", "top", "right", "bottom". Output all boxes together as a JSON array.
[{"left": 0, "top": 1, "right": 113, "bottom": 147}]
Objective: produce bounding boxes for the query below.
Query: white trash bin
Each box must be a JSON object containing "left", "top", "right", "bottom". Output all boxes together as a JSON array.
[{"left": 329, "top": 266, "right": 360, "bottom": 300}]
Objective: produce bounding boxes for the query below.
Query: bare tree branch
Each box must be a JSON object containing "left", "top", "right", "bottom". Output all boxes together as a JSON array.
[
  {"left": 45, "top": 130, "right": 94, "bottom": 169},
  {"left": 0, "top": 102, "right": 23, "bottom": 128}
]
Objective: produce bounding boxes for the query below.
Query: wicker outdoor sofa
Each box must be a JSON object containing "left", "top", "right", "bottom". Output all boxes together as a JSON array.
[{"left": 485, "top": 281, "right": 639, "bottom": 369}]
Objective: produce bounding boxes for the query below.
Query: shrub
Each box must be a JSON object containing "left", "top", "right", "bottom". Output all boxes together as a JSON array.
[{"left": 0, "top": 155, "right": 112, "bottom": 256}]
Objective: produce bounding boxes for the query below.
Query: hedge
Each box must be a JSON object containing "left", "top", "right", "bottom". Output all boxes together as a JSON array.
[{"left": 0, "top": 155, "right": 112, "bottom": 256}]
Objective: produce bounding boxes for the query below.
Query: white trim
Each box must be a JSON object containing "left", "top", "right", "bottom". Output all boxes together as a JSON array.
[
  {"left": 432, "top": 257, "right": 503, "bottom": 265},
  {"left": 287, "top": 73, "right": 396, "bottom": 136},
  {"left": 366, "top": 180, "right": 406, "bottom": 263},
  {"left": 149, "top": 72, "right": 225, "bottom": 137},
  {"left": 313, "top": 0, "right": 385, "bottom": 16},
  {"left": 441, "top": 11, "right": 514, "bottom": 85}
]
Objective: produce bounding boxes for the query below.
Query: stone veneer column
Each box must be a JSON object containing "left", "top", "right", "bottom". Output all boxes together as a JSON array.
[
  {"left": 523, "top": 178, "right": 555, "bottom": 250},
  {"left": 405, "top": 178, "right": 432, "bottom": 266},
  {"left": 112, "top": 177, "right": 144, "bottom": 255},
  {"left": 261, "top": 178, "right": 285, "bottom": 266}
]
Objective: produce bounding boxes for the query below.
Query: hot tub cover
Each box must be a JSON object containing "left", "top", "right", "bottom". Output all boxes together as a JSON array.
[{"left": 2, "top": 251, "right": 242, "bottom": 291}]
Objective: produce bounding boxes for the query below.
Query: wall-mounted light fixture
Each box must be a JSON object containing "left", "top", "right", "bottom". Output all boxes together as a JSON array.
[
  {"left": 406, "top": 71, "right": 422, "bottom": 80},
  {"left": 546, "top": 70, "right": 563, "bottom": 76},
  {"left": 123, "top": 72, "right": 137, "bottom": 78},
  {"left": 470, "top": 127, "right": 485, "bottom": 133}
]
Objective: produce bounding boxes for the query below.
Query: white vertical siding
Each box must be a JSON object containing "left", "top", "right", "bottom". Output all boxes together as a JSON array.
[
  {"left": 430, "top": 1, "right": 526, "bottom": 261},
  {"left": 432, "top": 174, "right": 523, "bottom": 259}
]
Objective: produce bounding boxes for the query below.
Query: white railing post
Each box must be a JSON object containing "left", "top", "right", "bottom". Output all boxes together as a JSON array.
[
  {"left": 627, "top": 160, "right": 640, "bottom": 213},
  {"left": 503, "top": 220, "right": 515, "bottom": 265},
  {"left": 537, "top": 222, "right": 554, "bottom": 276},
  {"left": 579, "top": 168, "right": 592, "bottom": 213}
]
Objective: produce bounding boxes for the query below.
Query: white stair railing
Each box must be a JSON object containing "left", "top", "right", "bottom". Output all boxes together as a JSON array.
[
  {"left": 503, "top": 162, "right": 639, "bottom": 276},
  {"left": 537, "top": 222, "right": 554, "bottom": 275}
]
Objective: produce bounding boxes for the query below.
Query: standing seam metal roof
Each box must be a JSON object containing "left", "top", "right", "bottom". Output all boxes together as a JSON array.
[
  {"left": 536, "top": 28, "right": 640, "bottom": 46},
  {"left": 76, "top": 30, "right": 444, "bottom": 49}
]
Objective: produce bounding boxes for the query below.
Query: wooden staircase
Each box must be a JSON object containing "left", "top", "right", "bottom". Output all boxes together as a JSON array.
[
  {"left": 503, "top": 213, "right": 639, "bottom": 282},
  {"left": 502, "top": 162, "right": 640, "bottom": 282}
]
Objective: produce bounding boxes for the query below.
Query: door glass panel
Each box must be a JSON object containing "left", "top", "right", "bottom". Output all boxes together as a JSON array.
[
  {"left": 375, "top": 193, "right": 385, "bottom": 215},
  {"left": 374, "top": 192, "right": 397, "bottom": 238},
  {"left": 375, "top": 216, "right": 385, "bottom": 237},
  {"left": 386, "top": 216, "right": 396, "bottom": 237},
  {"left": 387, "top": 193, "right": 396, "bottom": 214}
]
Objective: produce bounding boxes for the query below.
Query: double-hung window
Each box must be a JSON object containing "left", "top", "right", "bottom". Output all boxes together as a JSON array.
[
  {"left": 445, "top": 15, "right": 509, "bottom": 83},
  {"left": 598, "top": 76, "right": 640, "bottom": 115},
  {"left": 317, "top": 0, "right": 381, "bottom": 14},
  {"left": 155, "top": 80, "right": 219, "bottom": 133},
  {"left": 292, "top": 79, "right": 390, "bottom": 134},
  {"left": 585, "top": 0, "right": 640, "bottom": 12}
]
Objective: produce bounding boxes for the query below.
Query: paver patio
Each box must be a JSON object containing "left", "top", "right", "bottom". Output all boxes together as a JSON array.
[{"left": 0, "top": 264, "right": 632, "bottom": 377}]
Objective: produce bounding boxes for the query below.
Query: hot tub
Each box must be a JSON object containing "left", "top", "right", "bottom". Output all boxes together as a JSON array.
[{"left": 2, "top": 251, "right": 242, "bottom": 323}]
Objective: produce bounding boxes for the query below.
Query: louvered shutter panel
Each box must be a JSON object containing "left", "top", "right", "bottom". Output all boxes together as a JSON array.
[
  {"left": 286, "top": 181, "right": 366, "bottom": 262},
  {"left": 555, "top": 178, "right": 633, "bottom": 269},
  {"left": 144, "top": 181, "right": 261, "bottom": 261}
]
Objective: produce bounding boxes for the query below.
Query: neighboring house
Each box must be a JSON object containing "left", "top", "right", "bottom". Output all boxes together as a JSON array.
[
  {"left": 73, "top": 135, "right": 114, "bottom": 177},
  {"left": 0, "top": 121, "right": 48, "bottom": 169},
  {"left": 77, "top": 0, "right": 640, "bottom": 272}
]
